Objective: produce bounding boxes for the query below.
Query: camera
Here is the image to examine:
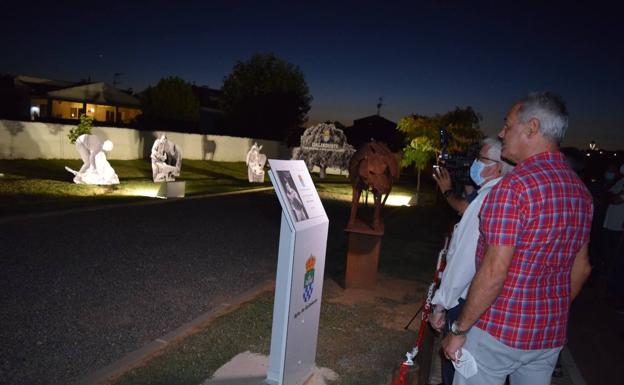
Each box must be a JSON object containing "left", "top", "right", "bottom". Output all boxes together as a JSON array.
[{"left": 437, "top": 127, "right": 476, "bottom": 187}]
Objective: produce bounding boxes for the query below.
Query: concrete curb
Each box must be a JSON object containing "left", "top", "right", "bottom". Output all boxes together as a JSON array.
[
  {"left": 74, "top": 279, "right": 275, "bottom": 385},
  {"left": 0, "top": 186, "right": 274, "bottom": 224}
]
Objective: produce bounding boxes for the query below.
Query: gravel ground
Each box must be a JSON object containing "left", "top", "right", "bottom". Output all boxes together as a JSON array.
[{"left": 0, "top": 191, "right": 289, "bottom": 385}]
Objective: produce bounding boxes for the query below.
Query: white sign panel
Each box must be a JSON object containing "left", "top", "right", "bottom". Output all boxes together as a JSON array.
[
  {"left": 271, "top": 160, "right": 326, "bottom": 226},
  {"left": 266, "top": 159, "right": 329, "bottom": 385}
]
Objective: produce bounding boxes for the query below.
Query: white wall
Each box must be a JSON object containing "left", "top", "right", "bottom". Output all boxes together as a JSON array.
[{"left": 0, "top": 119, "right": 290, "bottom": 161}]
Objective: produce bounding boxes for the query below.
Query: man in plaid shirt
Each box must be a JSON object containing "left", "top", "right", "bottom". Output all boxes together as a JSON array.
[{"left": 442, "top": 92, "right": 593, "bottom": 385}]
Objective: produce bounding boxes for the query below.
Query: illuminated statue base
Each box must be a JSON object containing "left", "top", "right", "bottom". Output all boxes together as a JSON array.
[{"left": 156, "top": 181, "right": 186, "bottom": 199}]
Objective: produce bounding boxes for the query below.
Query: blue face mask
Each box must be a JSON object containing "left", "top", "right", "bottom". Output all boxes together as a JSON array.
[{"left": 470, "top": 159, "right": 489, "bottom": 186}]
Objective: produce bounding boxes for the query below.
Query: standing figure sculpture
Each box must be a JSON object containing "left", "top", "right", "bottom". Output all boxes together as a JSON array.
[
  {"left": 246, "top": 142, "right": 267, "bottom": 183},
  {"left": 151, "top": 134, "right": 182, "bottom": 182},
  {"left": 65, "top": 134, "right": 119, "bottom": 185},
  {"left": 348, "top": 141, "right": 399, "bottom": 232}
]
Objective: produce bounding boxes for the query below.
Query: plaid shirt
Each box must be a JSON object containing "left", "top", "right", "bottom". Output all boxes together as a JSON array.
[{"left": 475, "top": 151, "right": 593, "bottom": 350}]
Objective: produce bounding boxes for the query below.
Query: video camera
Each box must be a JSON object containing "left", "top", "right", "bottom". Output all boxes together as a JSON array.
[{"left": 436, "top": 127, "right": 477, "bottom": 187}]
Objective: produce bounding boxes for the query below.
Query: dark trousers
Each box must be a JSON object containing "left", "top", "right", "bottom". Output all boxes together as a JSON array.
[
  {"left": 441, "top": 298, "right": 465, "bottom": 385},
  {"left": 606, "top": 230, "right": 624, "bottom": 296}
]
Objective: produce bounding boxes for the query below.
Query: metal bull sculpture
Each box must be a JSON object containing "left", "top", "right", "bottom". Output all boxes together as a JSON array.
[{"left": 348, "top": 141, "right": 399, "bottom": 233}]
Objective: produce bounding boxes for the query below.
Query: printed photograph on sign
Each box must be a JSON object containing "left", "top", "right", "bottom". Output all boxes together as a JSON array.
[{"left": 276, "top": 170, "right": 309, "bottom": 222}]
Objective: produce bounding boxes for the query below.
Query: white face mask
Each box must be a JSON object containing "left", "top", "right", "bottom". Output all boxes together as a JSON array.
[{"left": 470, "top": 159, "right": 491, "bottom": 186}]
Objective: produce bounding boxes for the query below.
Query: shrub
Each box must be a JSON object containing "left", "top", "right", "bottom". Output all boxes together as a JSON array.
[{"left": 68, "top": 114, "right": 93, "bottom": 144}]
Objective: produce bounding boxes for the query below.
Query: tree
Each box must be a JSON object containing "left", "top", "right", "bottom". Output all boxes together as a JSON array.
[
  {"left": 439, "top": 106, "right": 483, "bottom": 152},
  {"left": 220, "top": 53, "right": 312, "bottom": 141},
  {"left": 68, "top": 114, "right": 93, "bottom": 144},
  {"left": 397, "top": 107, "right": 483, "bottom": 202},
  {"left": 140, "top": 76, "right": 200, "bottom": 124},
  {"left": 397, "top": 106, "right": 483, "bottom": 153},
  {"left": 400, "top": 136, "right": 437, "bottom": 199}
]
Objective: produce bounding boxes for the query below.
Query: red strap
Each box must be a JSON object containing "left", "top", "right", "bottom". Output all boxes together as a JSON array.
[{"left": 391, "top": 362, "right": 410, "bottom": 385}]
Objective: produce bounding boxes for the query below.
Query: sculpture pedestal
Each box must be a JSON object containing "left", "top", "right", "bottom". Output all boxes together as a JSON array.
[
  {"left": 156, "top": 181, "right": 186, "bottom": 198},
  {"left": 344, "top": 219, "right": 383, "bottom": 290}
]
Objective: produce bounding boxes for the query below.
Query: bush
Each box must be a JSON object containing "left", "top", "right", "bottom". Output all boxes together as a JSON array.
[{"left": 68, "top": 114, "right": 93, "bottom": 144}]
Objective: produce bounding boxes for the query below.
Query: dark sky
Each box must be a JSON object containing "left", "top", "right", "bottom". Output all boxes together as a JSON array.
[{"left": 2, "top": 0, "right": 622, "bottom": 149}]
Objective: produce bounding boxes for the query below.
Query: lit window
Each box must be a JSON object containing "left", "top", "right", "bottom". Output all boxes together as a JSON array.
[{"left": 30, "top": 106, "right": 40, "bottom": 120}]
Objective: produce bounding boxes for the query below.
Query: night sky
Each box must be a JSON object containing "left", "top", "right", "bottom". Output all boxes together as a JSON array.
[{"left": 2, "top": 1, "right": 622, "bottom": 149}]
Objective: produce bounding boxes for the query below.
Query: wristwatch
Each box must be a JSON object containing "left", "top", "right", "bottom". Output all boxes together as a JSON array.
[
  {"left": 443, "top": 189, "right": 453, "bottom": 198},
  {"left": 450, "top": 321, "right": 470, "bottom": 336}
]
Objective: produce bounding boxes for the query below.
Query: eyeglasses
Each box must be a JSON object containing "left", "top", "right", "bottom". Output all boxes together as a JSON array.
[{"left": 478, "top": 156, "right": 499, "bottom": 164}]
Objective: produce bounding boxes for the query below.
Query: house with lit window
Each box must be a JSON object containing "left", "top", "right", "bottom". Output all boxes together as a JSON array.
[
  {"left": 45, "top": 82, "right": 141, "bottom": 123},
  {"left": 1, "top": 75, "right": 142, "bottom": 124}
]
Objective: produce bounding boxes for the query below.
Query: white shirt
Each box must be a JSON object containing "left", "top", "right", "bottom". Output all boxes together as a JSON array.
[
  {"left": 603, "top": 177, "right": 624, "bottom": 231},
  {"left": 431, "top": 177, "right": 502, "bottom": 309}
]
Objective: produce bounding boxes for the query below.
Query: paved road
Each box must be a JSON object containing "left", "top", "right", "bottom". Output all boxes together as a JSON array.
[
  {"left": 0, "top": 192, "right": 291, "bottom": 385},
  {"left": 0, "top": 189, "right": 451, "bottom": 385}
]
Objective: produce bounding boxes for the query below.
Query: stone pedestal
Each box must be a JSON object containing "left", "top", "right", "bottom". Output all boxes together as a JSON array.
[
  {"left": 156, "top": 181, "right": 186, "bottom": 198},
  {"left": 344, "top": 219, "right": 383, "bottom": 290}
]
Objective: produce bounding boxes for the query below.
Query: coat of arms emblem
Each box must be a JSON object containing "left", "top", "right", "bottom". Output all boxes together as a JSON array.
[{"left": 303, "top": 255, "right": 316, "bottom": 302}]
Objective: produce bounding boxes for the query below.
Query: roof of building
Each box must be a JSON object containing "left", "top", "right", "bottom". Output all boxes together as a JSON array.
[
  {"left": 47, "top": 82, "right": 140, "bottom": 107},
  {"left": 14, "top": 75, "right": 78, "bottom": 94},
  {"left": 352, "top": 114, "right": 396, "bottom": 126},
  {"left": 345, "top": 114, "right": 403, "bottom": 151}
]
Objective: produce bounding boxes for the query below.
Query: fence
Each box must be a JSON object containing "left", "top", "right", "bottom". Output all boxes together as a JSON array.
[{"left": 0, "top": 119, "right": 290, "bottom": 162}]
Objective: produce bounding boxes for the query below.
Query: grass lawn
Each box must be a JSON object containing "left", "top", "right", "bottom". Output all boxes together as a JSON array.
[
  {"left": 0, "top": 159, "right": 269, "bottom": 216},
  {"left": 112, "top": 287, "right": 425, "bottom": 385},
  {"left": 0, "top": 159, "right": 434, "bottom": 217}
]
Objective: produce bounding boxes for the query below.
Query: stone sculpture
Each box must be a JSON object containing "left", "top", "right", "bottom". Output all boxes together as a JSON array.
[
  {"left": 151, "top": 134, "right": 182, "bottom": 182},
  {"left": 347, "top": 141, "right": 399, "bottom": 232},
  {"left": 65, "top": 134, "right": 119, "bottom": 185},
  {"left": 246, "top": 142, "right": 267, "bottom": 183},
  {"left": 292, "top": 123, "right": 355, "bottom": 178}
]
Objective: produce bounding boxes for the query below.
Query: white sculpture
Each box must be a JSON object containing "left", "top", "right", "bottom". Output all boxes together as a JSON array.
[
  {"left": 151, "top": 134, "right": 182, "bottom": 182},
  {"left": 65, "top": 134, "right": 119, "bottom": 185},
  {"left": 292, "top": 123, "right": 355, "bottom": 178},
  {"left": 246, "top": 142, "right": 267, "bottom": 183}
]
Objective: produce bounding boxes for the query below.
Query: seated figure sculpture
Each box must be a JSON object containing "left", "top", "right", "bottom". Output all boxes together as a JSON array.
[
  {"left": 65, "top": 134, "right": 119, "bottom": 185},
  {"left": 151, "top": 134, "right": 182, "bottom": 182},
  {"left": 246, "top": 142, "right": 267, "bottom": 183}
]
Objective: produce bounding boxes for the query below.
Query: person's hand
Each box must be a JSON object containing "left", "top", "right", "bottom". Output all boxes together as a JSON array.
[
  {"left": 433, "top": 166, "right": 452, "bottom": 193},
  {"left": 429, "top": 310, "right": 446, "bottom": 332},
  {"left": 441, "top": 333, "right": 466, "bottom": 362}
]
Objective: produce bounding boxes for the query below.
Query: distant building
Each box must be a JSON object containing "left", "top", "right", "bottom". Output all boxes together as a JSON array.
[
  {"left": 344, "top": 115, "right": 405, "bottom": 152},
  {"left": 0, "top": 75, "right": 141, "bottom": 124}
]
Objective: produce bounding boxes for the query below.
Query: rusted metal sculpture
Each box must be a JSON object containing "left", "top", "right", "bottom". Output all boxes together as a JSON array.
[{"left": 347, "top": 141, "right": 399, "bottom": 233}]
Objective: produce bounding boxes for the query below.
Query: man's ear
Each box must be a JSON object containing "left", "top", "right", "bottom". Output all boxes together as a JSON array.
[{"left": 525, "top": 117, "right": 540, "bottom": 138}]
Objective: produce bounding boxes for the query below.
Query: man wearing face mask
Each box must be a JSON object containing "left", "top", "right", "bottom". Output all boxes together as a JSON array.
[{"left": 429, "top": 137, "right": 514, "bottom": 385}]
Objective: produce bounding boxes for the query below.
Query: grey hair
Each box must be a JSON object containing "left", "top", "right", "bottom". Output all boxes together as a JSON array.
[
  {"left": 483, "top": 137, "right": 514, "bottom": 174},
  {"left": 517, "top": 91, "right": 568, "bottom": 144}
]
